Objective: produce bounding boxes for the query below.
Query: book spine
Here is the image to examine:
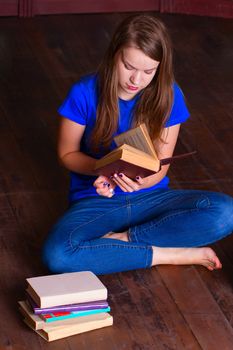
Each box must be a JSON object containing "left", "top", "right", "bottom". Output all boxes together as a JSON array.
[
  {"left": 32, "top": 301, "right": 109, "bottom": 314},
  {"left": 42, "top": 307, "right": 111, "bottom": 323}
]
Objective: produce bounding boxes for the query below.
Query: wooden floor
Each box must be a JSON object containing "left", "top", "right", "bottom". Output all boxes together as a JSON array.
[{"left": 0, "top": 11, "right": 233, "bottom": 350}]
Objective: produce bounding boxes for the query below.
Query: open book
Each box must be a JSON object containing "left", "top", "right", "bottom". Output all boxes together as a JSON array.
[{"left": 94, "top": 124, "right": 195, "bottom": 179}]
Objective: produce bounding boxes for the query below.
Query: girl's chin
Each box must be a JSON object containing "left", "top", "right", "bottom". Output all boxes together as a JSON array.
[{"left": 118, "top": 86, "right": 141, "bottom": 100}]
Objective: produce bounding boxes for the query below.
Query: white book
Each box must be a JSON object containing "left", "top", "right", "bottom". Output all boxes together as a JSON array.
[{"left": 26, "top": 271, "right": 107, "bottom": 308}]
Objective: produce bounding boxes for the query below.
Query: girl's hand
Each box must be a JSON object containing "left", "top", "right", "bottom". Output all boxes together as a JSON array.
[
  {"left": 111, "top": 173, "right": 144, "bottom": 192},
  {"left": 93, "top": 175, "right": 116, "bottom": 198}
]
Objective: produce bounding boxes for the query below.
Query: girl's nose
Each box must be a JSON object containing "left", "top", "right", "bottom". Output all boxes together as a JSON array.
[{"left": 130, "top": 71, "right": 140, "bottom": 85}]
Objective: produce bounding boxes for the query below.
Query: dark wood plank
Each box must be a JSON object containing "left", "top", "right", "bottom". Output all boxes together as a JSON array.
[
  {"left": 159, "top": 265, "right": 233, "bottom": 349},
  {"left": 118, "top": 270, "right": 201, "bottom": 349}
]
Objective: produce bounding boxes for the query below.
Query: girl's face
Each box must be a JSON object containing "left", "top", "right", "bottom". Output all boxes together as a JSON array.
[{"left": 116, "top": 46, "right": 160, "bottom": 100}]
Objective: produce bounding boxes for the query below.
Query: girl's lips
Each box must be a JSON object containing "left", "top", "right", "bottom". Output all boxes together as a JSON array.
[{"left": 126, "top": 84, "right": 139, "bottom": 91}]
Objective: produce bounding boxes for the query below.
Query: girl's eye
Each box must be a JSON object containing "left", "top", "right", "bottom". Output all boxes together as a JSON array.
[
  {"left": 124, "top": 63, "right": 133, "bottom": 70},
  {"left": 145, "top": 70, "right": 154, "bottom": 75}
]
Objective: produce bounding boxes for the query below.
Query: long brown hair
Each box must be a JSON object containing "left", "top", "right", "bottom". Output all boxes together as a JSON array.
[{"left": 91, "top": 14, "right": 174, "bottom": 151}]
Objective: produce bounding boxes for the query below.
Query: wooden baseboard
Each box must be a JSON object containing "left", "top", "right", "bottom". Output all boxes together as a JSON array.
[
  {"left": 33, "top": 0, "right": 160, "bottom": 15},
  {"left": 0, "top": 0, "right": 232, "bottom": 18},
  {"left": 160, "top": 0, "right": 233, "bottom": 19},
  {"left": 0, "top": 0, "right": 18, "bottom": 16}
]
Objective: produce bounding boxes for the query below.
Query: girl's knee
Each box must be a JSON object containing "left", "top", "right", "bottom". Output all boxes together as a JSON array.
[
  {"left": 211, "top": 192, "right": 233, "bottom": 233},
  {"left": 42, "top": 237, "right": 70, "bottom": 273},
  {"left": 42, "top": 238, "right": 89, "bottom": 273}
]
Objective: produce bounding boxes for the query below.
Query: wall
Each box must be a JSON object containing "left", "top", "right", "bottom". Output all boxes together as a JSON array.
[{"left": 0, "top": 0, "right": 232, "bottom": 18}]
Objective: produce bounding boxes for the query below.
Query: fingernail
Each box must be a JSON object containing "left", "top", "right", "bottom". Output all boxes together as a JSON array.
[
  {"left": 118, "top": 173, "right": 123, "bottom": 177},
  {"left": 114, "top": 173, "right": 118, "bottom": 178}
]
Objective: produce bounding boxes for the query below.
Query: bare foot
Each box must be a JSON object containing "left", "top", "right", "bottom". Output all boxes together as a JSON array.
[
  {"left": 152, "top": 246, "right": 222, "bottom": 271},
  {"left": 101, "top": 231, "right": 129, "bottom": 242}
]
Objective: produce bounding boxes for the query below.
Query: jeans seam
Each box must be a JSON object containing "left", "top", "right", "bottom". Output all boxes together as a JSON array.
[
  {"left": 132, "top": 190, "right": 182, "bottom": 207},
  {"left": 140, "top": 208, "right": 200, "bottom": 235},
  {"left": 126, "top": 196, "right": 132, "bottom": 228},
  {"left": 196, "top": 195, "right": 210, "bottom": 208},
  {"left": 146, "top": 247, "right": 153, "bottom": 268},
  {"left": 69, "top": 203, "right": 128, "bottom": 249},
  {"left": 190, "top": 230, "right": 233, "bottom": 247},
  {"left": 77, "top": 243, "right": 151, "bottom": 250},
  {"left": 128, "top": 227, "right": 138, "bottom": 243},
  {"left": 133, "top": 191, "right": 211, "bottom": 209}
]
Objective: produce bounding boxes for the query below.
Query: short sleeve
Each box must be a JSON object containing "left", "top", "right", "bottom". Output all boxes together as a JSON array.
[
  {"left": 58, "top": 82, "right": 89, "bottom": 125},
  {"left": 165, "top": 83, "right": 190, "bottom": 127}
]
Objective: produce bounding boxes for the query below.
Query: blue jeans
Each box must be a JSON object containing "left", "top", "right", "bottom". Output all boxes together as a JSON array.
[{"left": 42, "top": 189, "right": 233, "bottom": 275}]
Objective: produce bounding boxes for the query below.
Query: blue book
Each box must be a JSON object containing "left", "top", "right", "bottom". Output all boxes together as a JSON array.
[{"left": 40, "top": 307, "right": 111, "bottom": 323}]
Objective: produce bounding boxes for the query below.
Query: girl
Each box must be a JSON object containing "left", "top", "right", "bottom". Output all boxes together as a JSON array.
[{"left": 42, "top": 14, "right": 233, "bottom": 275}]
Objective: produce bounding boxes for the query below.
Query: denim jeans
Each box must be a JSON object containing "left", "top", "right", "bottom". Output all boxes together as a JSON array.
[{"left": 42, "top": 189, "right": 233, "bottom": 275}]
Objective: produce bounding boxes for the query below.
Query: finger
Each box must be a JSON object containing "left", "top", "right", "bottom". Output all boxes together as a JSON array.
[
  {"left": 93, "top": 175, "right": 109, "bottom": 187},
  {"left": 114, "top": 173, "right": 135, "bottom": 192},
  {"left": 108, "top": 188, "right": 115, "bottom": 197},
  {"left": 114, "top": 173, "right": 140, "bottom": 192},
  {"left": 95, "top": 183, "right": 109, "bottom": 193},
  {"left": 101, "top": 188, "right": 115, "bottom": 198},
  {"left": 112, "top": 178, "right": 130, "bottom": 192},
  {"left": 111, "top": 174, "right": 130, "bottom": 192},
  {"left": 96, "top": 182, "right": 116, "bottom": 197},
  {"left": 96, "top": 187, "right": 109, "bottom": 196},
  {"left": 96, "top": 182, "right": 110, "bottom": 195},
  {"left": 135, "top": 176, "right": 144, "bottom": 185},
  {"left": 112, "top": 177, "right": 134, "bottom": 192},
  {"left": 94, "top": 180, "right": 110, "bottom": 190},
  {"left": 118, "top": 173, "right": 141, "bottom": 190}
]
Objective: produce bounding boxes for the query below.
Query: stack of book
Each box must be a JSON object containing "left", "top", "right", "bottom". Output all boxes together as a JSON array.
[{"left": 18, "top": 271, "right": 113, "bottom": 342}]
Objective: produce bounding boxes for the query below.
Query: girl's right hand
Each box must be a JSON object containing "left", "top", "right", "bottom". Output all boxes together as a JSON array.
[{"left": 93, "top": 175, "right": 116, "bottom": 198}]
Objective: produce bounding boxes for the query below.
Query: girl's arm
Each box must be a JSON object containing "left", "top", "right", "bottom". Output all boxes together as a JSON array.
[
  {"left": 58, "top": 117, "right": 97, "bottom": 175},
  {"left": 58, "top": 117, "right": 115, "bottom": 197},
  {"left": 112, "top": 123, "right": 181, "bottom": 191}
]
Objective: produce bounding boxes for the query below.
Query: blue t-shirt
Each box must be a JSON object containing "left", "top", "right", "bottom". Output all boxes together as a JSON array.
[{"left": 58, "top": 74, "right": 190, "bottom": 202}]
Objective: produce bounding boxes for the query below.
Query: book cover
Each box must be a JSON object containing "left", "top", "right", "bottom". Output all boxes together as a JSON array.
[
  {"left": 19, "top": 301, "right": 45, "bottom": 330},
  {"left": 95, "top": 143, "right": 160, "bottom": 179},
  {"left": 40, "top": 307, "right": 111, "bottom": 323},
  {"left": 19, "top": 300, "right": 111, "bottom": 331},
  {"left": 26, "top": 293, "right": 109, "bottom": 314},
  {"left": 95, "top": 124, "right": 196, "bottom": 179},
  {"left": 23, "top": 312, "right": 113, "bottom": 342},
  {"left": 26, "top": 271, "right": 107, "bottom": 308},
  {"left": 95, "top": 124, "right": 160, "bottom": 178}
]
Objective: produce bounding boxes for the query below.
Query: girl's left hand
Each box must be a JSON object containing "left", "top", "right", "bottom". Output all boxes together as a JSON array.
[
  {"left": 93, "top": 175, "right": 116, "bottom": 197},
  {"left": 111, "top": 173, "right": 144, "bottom": 192}
]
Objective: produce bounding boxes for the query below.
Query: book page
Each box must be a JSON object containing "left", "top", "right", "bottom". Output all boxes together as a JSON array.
[{"left": 114, "top": 124, "right": 157, "bottom": 159}]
